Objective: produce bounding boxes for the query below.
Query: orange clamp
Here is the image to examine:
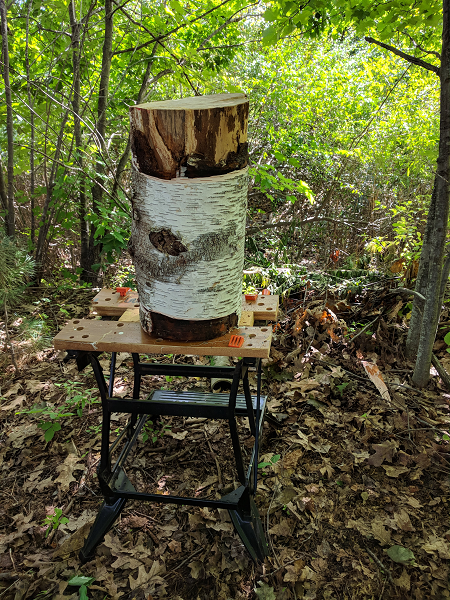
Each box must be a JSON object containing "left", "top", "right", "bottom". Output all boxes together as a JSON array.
[
  {"left": 116, "top": 287, "right": 131, "bottom": 297},
  {"left": 245, "top": 293, "right": 258, "bottom": 303},
  {"left": 228, "top": 335, "right": 244, "bottom": 348}
]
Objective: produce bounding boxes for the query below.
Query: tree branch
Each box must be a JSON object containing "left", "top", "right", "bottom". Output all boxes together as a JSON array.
[
  {"left": 365, "top": 36, "right": 440, "bottom": 75},
  {"left": 403, "top": 31, "right": 441, "bottom": 60},
  {"left": 246, "top": 216, "right": 366, "bottom": 235}
]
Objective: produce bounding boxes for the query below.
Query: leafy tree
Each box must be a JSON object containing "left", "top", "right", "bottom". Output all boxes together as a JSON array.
[{"left": 264, "top": 0, "right": 447, "bottom": 387}]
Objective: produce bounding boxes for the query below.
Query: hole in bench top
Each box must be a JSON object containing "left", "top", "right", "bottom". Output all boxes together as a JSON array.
[
  {"left": 76, "top": 327, "right": 84, "bottom": 330},
  {"left": 267, "top": 307, "right": 273, "bottom": 310},
  {"left": 257, "top": 302, "right": 264, "bottom": 306},
  {"left": 261, "top": 328, "right": 268, "bottom": 332},
  {"left": 249, "top": 334, "right": 256, "bottom": 338},
  {"left": 73, "top": 320, "right": 80, "bottom": 324},
  {"left": 70, "top": 336, "right": 74, "bottom": 339},
  {"left": 105, "top": 298, "right": 111, "bottom": 301},
  {"left": 82, "top": 335, "right": 89, "bottom": 338},
  {"left": 117, "top": 323, "right": 124, "bottom": 327}
]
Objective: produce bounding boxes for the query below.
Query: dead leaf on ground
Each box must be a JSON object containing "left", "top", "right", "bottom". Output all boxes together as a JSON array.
[
  {"left": 422, "top": 537, "right": 450, "bottom": 559},
  {"left": 367, "top": 440, "right": 398, "bottom": 467},
  {"left": 382, "top": 465, "right": 409, "bottom": 478},
  {"left": 361, "top": 361, "right": 391, "bottom": 401},
  {"left": 371, "top": 520, "right": 391, "bottom": 545},
  {"left": 1, "top": 395, "right": 26, "bottom": 410},
  {"left": 393, "top": 569, "right": 411, "bottom": 591},
  {"left": 54, "top": 454, "right": 83, "bottom": 491}
]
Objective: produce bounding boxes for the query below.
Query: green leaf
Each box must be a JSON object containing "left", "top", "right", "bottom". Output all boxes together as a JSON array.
[
  {"left": 262, "top": 25, "right": 278, "bottom": 46},
  {"left": 444, "top": 331, "right": 450, "bottom": 346},
  {"left": 68, "top": 576, "right": 95, "bottom": 587},
  {"left": 79, "top": 585, "right": 89, "bottom": 600},
  {"left": 385, "top": 545, "right": 415, "bottom": 565}
]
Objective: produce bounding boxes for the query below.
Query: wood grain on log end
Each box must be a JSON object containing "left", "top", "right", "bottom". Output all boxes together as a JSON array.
[
  {"left": 130, "top": 93, "right": 249, "bottom": 180},
  {"left": 141, "top": 305, "right": 239, "bottom": 341}
]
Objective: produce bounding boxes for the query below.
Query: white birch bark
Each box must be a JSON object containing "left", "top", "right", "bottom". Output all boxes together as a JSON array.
[{"left": 131, "top": 167, "right": 248, "bottom": 331}]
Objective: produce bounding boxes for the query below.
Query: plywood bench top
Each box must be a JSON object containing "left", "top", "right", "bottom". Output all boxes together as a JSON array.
[
  {"left": 92, "top": 288, "right": 279, "bottom": 320},
  {"left": 54, "top": 319, "right": 273, "bottom": 358}
]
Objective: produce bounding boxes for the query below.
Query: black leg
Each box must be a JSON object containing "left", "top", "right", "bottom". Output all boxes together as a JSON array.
[
  {"left": 79, "top": 496, "right": 127, "bottom": 564},
  {"left": 90, "top": 354, "right": 111, "bottom": 474},
  {"left": 242, "top": 370, "right": 256, "bottom": 436},
  {"left": 229, "top": 489, "right": 268, "bottom": 563},
  {"left": 253, "top": 359, "right": 262, "bottom": 493},
  {"left": 228, "top": 361, "right": 246, "bottom": 484},
  {"left": 108, "top": 352, "right": 117, "bottom": 397}
]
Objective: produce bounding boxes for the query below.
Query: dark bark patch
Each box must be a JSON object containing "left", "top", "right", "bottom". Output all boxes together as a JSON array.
[
  {"left": 147, "top": 310, "right": 239, "bottom": 341},
  {"left": 149, "top": 229, "right": 188, "bottom": 256},
  {"left": 132, "top": 128, "right": 163, "bottom": 177}
]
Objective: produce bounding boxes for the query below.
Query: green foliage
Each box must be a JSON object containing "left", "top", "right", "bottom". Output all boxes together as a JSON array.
[
  {"left": 0, "top": 234, "right": 35, "bottom": 307},
  {"left": 42, "top": 507, "right": 69, "bottom": 538},
  {"left": 67, "top": 576, "right": 95, "bottom": 600},
  {"left": 250, "top": 163, "right": 314, "bottom": 207},
  {"left": 142, "top": 420, "right": 171, "bottom": 444},
  {"left": 17, "top": 317, "right": 52, "bottom": 351},
  {"left": 21, "top": 381, "right": 98, "bottom": 442},
  {"left": 385, "top": 545, "right": 416, "bottom": 566},
  {"left": 54, "top": 381, "right": 99, "bottom": 417},
  {"left": 258, "top": 454, "right": 281, "bottom": 470}
]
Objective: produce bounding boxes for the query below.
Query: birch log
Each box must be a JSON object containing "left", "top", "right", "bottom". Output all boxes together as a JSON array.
[{"left": 129, "top": 93, "right": 249, "bottom": 341}]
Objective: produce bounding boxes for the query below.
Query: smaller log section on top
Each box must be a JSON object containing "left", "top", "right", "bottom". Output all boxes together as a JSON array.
[
  {"left": 130, "top": 93, "right": 249, "bottom": 179},
  {"left": 129, "top": 93, "right": 249, "bottom": 342}
]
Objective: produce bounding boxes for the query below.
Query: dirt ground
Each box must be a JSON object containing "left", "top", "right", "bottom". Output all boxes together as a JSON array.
[{"left": 0, "top": 285, "right": 449, "bottom": 600}]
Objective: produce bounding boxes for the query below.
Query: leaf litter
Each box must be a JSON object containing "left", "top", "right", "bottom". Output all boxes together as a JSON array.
[{"left": 0, "top": 285, "right": 449, "bottom": 599}]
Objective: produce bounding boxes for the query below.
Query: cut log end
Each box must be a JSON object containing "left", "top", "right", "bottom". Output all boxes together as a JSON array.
[
  {"left": 140, "top": 306, "right": 239, "bottom": 342},
  {"left": 130, "top": 93, "right": 249, "bottom": 180}
]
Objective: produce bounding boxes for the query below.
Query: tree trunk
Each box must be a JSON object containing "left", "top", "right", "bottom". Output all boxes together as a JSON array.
[
  {"left": 83, "top": 0, "right": 113, "bottom": 285},
  {"left": 130, "top": 93, "right": 249, "bottom": 341},
  {"left": 0, "top": 0, "right": 15, "bottom": 237},
  {"left": 26, "top": 0, "right": 35, "bottom": 246},
  {"left": 69, "top": 0, "right": 89, "bottom": 279},
  {"left": 410, "top": 0, "right": 450, "bottom": 387},
  {"left": 0, "top": 155, "right": 8, "bottom": 219}
]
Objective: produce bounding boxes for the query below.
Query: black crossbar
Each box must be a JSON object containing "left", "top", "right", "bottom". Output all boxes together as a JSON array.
[{"left": 137, "top": 363, "right": 237, "bottom": 378}]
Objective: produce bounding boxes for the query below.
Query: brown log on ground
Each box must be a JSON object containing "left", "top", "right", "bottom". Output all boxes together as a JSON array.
[
  {"left": 130, "top": 93, "right": 248, "bottom": 180},
  {"left": 130, "top": 93, "right": 249, "bottom": 342}
]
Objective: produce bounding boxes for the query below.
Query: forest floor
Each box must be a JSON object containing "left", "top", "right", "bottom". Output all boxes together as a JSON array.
[{"left": 0, "top": 282, "right": 449, "bottom": 600}]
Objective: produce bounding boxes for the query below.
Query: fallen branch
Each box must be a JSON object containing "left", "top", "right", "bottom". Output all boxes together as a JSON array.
[
  {"left": 364, "top": 546, "right": 395, "bottom": 587},
  {"left": 246, "top": 216, "right": 367, "bottom": 235},
  {"left": 162, "top": 447, "right": 191, "bottom": 463},
  {"left": 391, "top": 288, "right": 425, "bottom": 303},
  {"left": 431, "top": 353, "right": 450, "bottom": 392},
  {"left": 349, "top": 316, "right": 379, "bottom": 343}
]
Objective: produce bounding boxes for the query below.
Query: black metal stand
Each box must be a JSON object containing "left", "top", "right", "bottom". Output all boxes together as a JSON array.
[{"left": 71, "top": 350, "right": 268, "bottom": 564}]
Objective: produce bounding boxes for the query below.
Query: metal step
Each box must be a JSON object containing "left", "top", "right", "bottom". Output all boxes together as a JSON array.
[
  {"left": 107, "top": 390, "right": 266, "bottom": 419},
  {"left": 153, "top": 390, "right": 265, "bottom": 414}
]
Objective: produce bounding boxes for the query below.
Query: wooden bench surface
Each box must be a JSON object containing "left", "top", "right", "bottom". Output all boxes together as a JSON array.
[
  {"left": 92, "top": 288, "right": 279, "bottom": 320},
  {"left": 54, "top": 319, "right": 272, "bottom": 358}
]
